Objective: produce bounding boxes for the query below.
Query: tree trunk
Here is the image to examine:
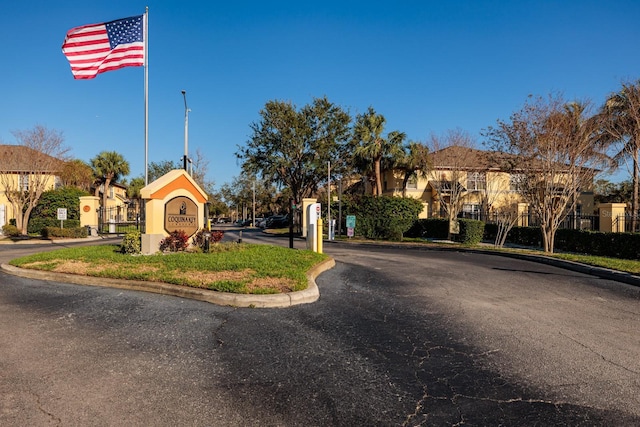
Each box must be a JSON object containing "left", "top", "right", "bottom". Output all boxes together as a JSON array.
[
  {"left": 541, "top": 225, "right": 555, "bottom": 253},
  {"left": 20, "top": 206, "right": 35, "bottom": 236},
  {"left": 374, "top": 158, "right": 382, "bottom": 196},
  {"left": 402, "top": 174, "right": 409, "bottom": 198},
  {"left": 632, "top": 146, "right": 639, "bottom": 232}
]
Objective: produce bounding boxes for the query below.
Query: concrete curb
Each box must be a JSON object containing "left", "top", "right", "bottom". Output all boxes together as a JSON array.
[{"left": 0, "top": 257, "right": 336, "bottom": 308}]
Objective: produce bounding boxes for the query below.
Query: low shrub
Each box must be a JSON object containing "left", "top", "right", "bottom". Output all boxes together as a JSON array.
[
  {"left": 2, "top": 224, "right": 21, "bottom": 237},
  {"left": 30, "top": 218, "right": 81, "bottom": 235},
  {"left": 159, "top": 230, "right": 190, "bottom": 252},
  {"left": 192, "top": 229, "right": 225, "bottom": 250},
  {"left": 456, "top": 219, "right": 484, "bottom": 245},
  {"left": 121, "top": 230, "right": 141, "bottom": 254},
  {"left": 405, "top": 218, "right": 450, "bottom": 239},
  {"left": 42, "top": 226, "right": 88, "bottom": 239}
]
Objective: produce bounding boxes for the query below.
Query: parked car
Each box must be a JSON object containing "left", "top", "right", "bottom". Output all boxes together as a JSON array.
[{"left": 265, "top": 214, "right": 290, "bottom": 229}]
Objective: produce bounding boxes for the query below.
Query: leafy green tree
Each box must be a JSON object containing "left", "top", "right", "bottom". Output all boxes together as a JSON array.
[
  {"left": 90, "top": 151, "right": 130, "bottom": 209},
  {"left": 594, "top": 179, "right": 632, "bottom": 204},
  {"left": 127, "top": 177, "right": 145, "bottom": 199},
  {"left": 148, "top": 160, "right": 179, "bottom": 182},
  {"left": 352, "top": 107, "right": 406, "bottom": 196},
  {"left": 220, "top": 175, "right": 278, "bottom": 220},
  {"left": 31, "top": 186, "right": 89, "bottom": 220},
  {"left": 237, "top": 96, "right": 351, "bottom": 206},
  {"left": 28, "top": 186, "right": 89, "bottom": 234}
]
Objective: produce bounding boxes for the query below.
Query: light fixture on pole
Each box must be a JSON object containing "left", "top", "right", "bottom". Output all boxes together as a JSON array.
[{"left": 181, "top": 90, "right": 190, "bottom": 172}]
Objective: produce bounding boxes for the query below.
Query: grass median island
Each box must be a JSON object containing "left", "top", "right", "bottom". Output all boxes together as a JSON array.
[{"left": 9, "top": 243, "right": 329, "bottom": 294}]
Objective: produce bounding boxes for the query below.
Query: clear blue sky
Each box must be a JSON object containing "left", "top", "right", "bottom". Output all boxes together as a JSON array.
[{"left": 2, "top": 1, "right": 639, "bottom": 188}]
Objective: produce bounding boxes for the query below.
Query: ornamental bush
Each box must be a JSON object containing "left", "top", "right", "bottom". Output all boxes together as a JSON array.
[
  {"left": 42, "top": 226, "right": 87, "bottom": 239},
  {"left": 159, "top": 230, "right": 190, "bottom": 252},
  {"left": 341, "top": 195, "right": 424, "bottom": 240},
  {"left": 192, "top": 229, "right": 225, "bottom": 250},
  {"left": 121, "top": 230, "right": 141, "bottom": 254},
  {"left": 2, "top": 224, "right": 21, "bottom": 237}
]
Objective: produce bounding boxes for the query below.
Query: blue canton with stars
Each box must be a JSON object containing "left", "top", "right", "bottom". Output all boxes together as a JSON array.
[{"left": 105, "top": 15, "right": 143, "bottom": 49}]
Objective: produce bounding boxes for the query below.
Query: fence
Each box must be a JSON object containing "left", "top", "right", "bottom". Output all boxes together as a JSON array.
[
  {"left": 457, "top": 211, "right": 600, "bottom": 231},
  {"left": 98, "top": 200, "right": 145, "bottom": 234},
  {"left": 613, "top": 214, "right": 640, "bottom": 233}
]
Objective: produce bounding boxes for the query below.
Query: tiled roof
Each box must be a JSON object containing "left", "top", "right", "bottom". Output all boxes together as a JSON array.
[
  {"left": 0, "top": 144, "right": 62, "bottom": 173},
  {"left": 430, "top": 146, "right": 518, "bottom": 171}
]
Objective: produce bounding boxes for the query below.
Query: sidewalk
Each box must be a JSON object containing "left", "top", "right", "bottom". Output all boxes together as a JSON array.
[{"left": 0, "top": 236, "right": 110, "bottom": 245}]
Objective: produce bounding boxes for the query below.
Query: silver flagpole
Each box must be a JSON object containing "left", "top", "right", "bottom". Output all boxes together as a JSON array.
[{"left": 144, "top": 6, "right": 149, "bottom": 185}]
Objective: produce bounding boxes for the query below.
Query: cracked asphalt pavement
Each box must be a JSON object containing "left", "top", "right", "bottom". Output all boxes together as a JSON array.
[{"left": 1, "top": 233, "right": 639, "bottom": 425}]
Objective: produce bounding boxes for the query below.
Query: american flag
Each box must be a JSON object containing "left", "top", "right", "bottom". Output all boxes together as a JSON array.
[{"left": 62, "top": 15, "right": 145, "bottom": 80}]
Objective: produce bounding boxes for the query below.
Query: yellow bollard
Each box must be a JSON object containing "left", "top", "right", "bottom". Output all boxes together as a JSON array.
[{"left": 316, "top": 218, "right": 323, "bottom": 254}]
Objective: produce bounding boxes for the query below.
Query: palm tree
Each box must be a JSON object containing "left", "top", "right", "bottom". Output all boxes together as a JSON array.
[
  {"left": 601, "top": 80, "right": 640, "bottom": 231},
  {"left": 395, "top": 141, "right": 430, "bottom": 197},
  {"left": 352, "top": 107, "right": 405, "bottom": 196},
  {"left": 90, "top": 151, "right": 130, "bottom": 209}
]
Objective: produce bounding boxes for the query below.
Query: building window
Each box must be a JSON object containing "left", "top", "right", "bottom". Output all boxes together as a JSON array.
[
  {"left": 407, "top": 176, "right": 418, "bottom": 189},
  {"left": 510, "top": 174, "right": 525, "bottom": 192},
  {"left": 19, "top": 174, "right": 29, "bottom": 191},
  {"left": 109, "top": 186, "right": 114, "bottom": 199},
  {"left": 467, "top": 172, "right": 486, "bottom": 191},
  {"left": 462, "top": 203, "right": 481, "bottom": 219}
]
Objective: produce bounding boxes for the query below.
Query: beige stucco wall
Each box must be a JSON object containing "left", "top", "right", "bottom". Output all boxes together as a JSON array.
[
  {"left": 381, "top": 169, "right": 596, "bottom": 218},
  {"left": 0, "top": 173, "right": 58, "bottom": 226}
]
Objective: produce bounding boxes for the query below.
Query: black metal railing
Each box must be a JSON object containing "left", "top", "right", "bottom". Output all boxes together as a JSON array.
[{"left": 98, "top": 200, "right": 145, "bottom": 234}]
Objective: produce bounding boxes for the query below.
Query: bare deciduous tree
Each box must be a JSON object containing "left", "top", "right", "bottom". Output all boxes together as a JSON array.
[
  {"left": 492, "top": 193, "right": 522, "bottom": 248},
  {"left": 0, "top": 125, "right": 69, "bottom": 234},
  {"left": 485, "top": 94, "right": 610, "bottom": 253},
  {"left": 427, "top": 129, "right": 476, "bottom": 237}
]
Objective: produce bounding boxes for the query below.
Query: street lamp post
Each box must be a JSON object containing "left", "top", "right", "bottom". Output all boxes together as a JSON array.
[{"left": 181, "top": 90, "right": 190, "bottom": 172}]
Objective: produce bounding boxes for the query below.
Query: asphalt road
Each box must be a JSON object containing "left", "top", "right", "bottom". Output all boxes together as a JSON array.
[{"left": 1, "top": 232, "right": 639, "bottom": 426}]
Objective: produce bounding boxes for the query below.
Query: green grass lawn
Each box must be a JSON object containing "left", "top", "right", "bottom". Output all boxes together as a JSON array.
[{"left": 9, "top": 243, "right": 329, "bottom": 294}]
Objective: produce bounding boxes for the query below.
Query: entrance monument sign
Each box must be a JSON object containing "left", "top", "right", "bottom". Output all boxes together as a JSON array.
[
  {"left": 140, "top": 169, "right": 208, "bottom": 254},
  {"left": 164, "top": 196, "right": 198, "bottom": 236}
]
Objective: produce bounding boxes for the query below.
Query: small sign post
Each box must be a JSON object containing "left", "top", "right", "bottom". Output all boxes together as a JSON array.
[
  {"left": 57, "top": 208, "right": 67, "bottom": 229},
  {"left": 346, "top": 215, "right": 356, "bottom": 239}
]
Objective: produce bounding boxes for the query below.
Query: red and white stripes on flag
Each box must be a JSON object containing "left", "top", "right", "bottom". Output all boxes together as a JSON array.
[{"left": 62, "top": 15, "right": 145, "bottom": 80}]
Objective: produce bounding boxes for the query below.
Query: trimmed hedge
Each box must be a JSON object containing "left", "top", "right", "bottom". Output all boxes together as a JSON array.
[
  {"left": 341, "top": 195, "right": 424, "bottom": 241},
  {"left": 456, "top": 219, "right": 484, "bottom": 245},
  {"left": 484, "top": 224, "right": 640, "bottom": 260},
  {"left": 405, "top": 218, "right": 449, "bottom": 239},
  {"left": 30, "top": 218, "right": 81, "bottom": 235},
  {"left": 42, "top": 226, "right": 88, "bottom": 239}
]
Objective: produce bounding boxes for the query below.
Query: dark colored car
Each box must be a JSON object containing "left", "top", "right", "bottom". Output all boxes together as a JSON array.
[{"left": 265, "top": 215, "right": 290, "bottom": 229}]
